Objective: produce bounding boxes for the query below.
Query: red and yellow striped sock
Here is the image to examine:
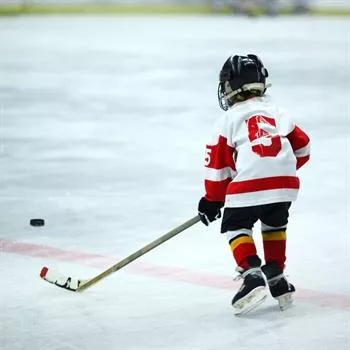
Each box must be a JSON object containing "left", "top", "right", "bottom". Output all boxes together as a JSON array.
[
  {"left": 229, "top": 235, "right": 257, "bottom": 269},
  {"left": 262, "top": 230, "right": 287, "bottom": 270}
]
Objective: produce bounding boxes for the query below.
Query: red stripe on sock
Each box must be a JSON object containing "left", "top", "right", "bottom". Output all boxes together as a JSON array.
[{"left": 263, "top": 240, "right": 286, "bottom": 270}]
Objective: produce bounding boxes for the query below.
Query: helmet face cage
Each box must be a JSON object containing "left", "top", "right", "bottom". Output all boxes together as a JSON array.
[
  {"left": 217, "top": 54, "right": 269, "bottom": 111},
  {"left": 218, "top": 81, "right": 231, "bottom": 111}
]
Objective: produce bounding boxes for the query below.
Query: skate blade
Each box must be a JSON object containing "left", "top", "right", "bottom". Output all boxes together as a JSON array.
[
  {"left": 232, "top": 286, "right": 267, "bottom": 316},
  {"left": 276, "top": 292, "right": 294, "bottom": 311}
]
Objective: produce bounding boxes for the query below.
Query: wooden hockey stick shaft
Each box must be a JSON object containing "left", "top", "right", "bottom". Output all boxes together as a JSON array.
[{"left": 76, "top": 215, "right": 201, "bottom": 292}]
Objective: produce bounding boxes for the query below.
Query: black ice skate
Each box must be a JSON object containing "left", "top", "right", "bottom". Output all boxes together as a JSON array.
[
  {"left": 262, "top": 262, "right": 295, "bottom": 311},
  {"left": 232, "top": 267, "right": 267, "bottom": 315}
]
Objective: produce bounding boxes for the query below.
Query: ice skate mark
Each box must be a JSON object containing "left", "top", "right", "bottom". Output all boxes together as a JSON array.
[{"left": 1, "top": 238, "right": 350, "bottom": 311}]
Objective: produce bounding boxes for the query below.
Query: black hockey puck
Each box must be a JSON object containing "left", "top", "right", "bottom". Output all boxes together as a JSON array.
[{"left": 30, "top": 218, "right": 45, "bottom": 227}]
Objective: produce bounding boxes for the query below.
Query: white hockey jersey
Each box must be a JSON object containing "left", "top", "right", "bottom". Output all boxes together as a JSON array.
[{"left": 203, "top": 96, "right": 310, "bottom": 207}]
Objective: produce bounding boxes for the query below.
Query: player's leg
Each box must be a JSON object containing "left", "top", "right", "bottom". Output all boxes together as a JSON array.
[
  {"left": 230, "top": 0, "right": 244, "bottom": 14},
  {"left": 265, "top": 0, "right": 279, "bottom": 16},
  {"left": 222, "top": 206, "right": 267, "bottom": 315},
  {"left": 260, "top": 202, "right": 295, "bottom": 310},
  {"left": 292, "top": 0, "right": 311, "bottom": 14},
  {"left": 230, "top": 0, "right": 258, "bottom": 16}
]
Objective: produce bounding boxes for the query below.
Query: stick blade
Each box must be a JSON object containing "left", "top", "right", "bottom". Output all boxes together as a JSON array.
[{"left": 40, "top": 266, "right": 83, "bottom": 292}]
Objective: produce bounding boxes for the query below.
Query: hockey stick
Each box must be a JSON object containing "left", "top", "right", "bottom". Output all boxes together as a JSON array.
[{"left": 40, "top": 215, "right": 201, "bottom": 292}]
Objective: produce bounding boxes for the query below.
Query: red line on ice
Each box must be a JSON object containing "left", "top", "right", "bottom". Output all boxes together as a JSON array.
[{"left": 1, "top": 238, "right": 349, "bottom": 311}]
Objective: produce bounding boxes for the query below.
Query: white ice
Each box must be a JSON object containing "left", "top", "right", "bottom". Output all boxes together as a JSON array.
[{"left": 0, "top": 14, "right": 349, "bottom": 350}]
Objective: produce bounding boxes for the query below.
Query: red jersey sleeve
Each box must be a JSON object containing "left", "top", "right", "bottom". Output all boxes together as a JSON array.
[
  {"left": 204, "top": 134, "right": 237, "bottom": 202},
  {"left": 287, "top": 125, "right": 310, "bottom": 170}
]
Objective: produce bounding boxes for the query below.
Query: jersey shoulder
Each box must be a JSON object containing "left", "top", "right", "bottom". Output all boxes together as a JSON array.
[
  {"left": 247, "top": 96, "right": 296, "bottom": 135},
  {"left": 208, "top": 112, "right": 234, "bottom": 146}
]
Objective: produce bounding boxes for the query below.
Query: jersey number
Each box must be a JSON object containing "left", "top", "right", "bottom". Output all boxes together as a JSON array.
[
  {"left": 246, "top": 115, "right": 281, "bottom": 157},
  {"left": 204, "top": 148, "right": 212, "bottom": 166}
]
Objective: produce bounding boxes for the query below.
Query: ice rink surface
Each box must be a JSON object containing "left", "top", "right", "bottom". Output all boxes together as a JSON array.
[{"left": 0, "top": 14, "right": 349, "bottom": 350}]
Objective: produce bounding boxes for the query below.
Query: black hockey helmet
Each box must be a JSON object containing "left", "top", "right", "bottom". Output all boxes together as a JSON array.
[{"left": 218, "top": 54, "right": 269, "bottom": 111}]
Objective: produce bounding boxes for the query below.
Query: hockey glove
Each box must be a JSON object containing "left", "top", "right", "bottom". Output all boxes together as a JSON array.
[{"left": 197, "top": 197, "right": 224, "bottom": 226}]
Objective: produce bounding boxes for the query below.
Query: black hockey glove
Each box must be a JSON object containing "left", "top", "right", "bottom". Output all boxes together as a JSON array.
[{"left": 197, "top": 197, "right": 224, "bottom": 226}]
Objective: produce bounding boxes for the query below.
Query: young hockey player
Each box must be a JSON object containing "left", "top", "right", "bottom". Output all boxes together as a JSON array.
[{"left": 197, "top": 54, "right": 310, "bottom": 315}]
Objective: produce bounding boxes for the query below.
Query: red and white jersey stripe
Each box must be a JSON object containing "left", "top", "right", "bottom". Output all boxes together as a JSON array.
[{"left": 203, "top": 96, "right": 310, "bottom": 207}]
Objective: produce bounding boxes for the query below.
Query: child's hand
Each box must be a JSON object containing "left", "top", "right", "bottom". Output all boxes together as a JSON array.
[{"left": 197, "top": 197, "right": 224, "bottom": 226}]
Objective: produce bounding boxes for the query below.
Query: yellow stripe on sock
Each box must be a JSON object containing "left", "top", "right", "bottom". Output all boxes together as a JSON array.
[
  {"left": 230, "top": 235, "right": 254, "bottom": 251},
  {"left": 262, "top": 231, "right": 286, "bottom": 241}
]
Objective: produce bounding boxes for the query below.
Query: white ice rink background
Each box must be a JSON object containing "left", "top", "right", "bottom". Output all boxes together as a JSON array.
[{"left": 0, "top": 14, "right": 349, "bottom": 350}]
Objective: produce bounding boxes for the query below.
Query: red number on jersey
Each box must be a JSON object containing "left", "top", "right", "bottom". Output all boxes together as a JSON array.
[{"left": 246, "top": 115, "right": 282, "bottom": 157}]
